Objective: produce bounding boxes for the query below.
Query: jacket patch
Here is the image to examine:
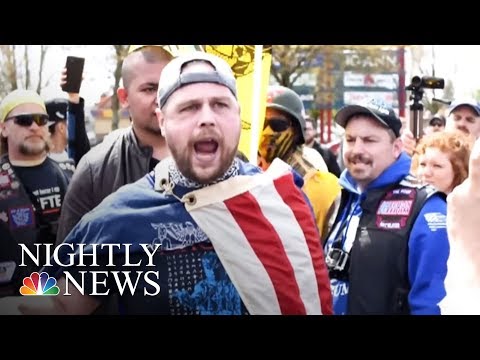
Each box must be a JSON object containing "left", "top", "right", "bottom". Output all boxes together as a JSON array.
[
  {"left": 0, "top": 189, "right": 14, "bottom": 200},
  {"left": 376, "top": 188, "right": 416, "bottom": 230},
  {"left": 0, "top": 174, "right": 11, "bottom": 189},
  {"left": 377, "top": 200, "right": 413, "bottom": 216},
  {"left": 424, "top": 212, "right": 446, "bottom": 232},
  {"left": 0, "top": 168, "right": 19, "bottom": 194},
  {"left": 8, "top": 205, "right": 35, "bottom": 230}
]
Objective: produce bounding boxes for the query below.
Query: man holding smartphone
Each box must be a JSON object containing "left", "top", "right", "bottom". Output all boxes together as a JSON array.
[
  {"left": 0, "top": 89, "right": 71, "bottom": 297},
  {"left": 56, "top": 45, "right": 175, "bottom": 244},
  {"left": 46, "top": 66, "right": 91, "bottom": 178}
]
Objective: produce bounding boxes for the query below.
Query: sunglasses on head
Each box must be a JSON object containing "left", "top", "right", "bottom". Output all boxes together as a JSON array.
[
  {"left": 5, "top": 114, "right": 50, "bottom": 127},
  {"left": 264, "top": 117, "right": 291, "bottom": 132}
]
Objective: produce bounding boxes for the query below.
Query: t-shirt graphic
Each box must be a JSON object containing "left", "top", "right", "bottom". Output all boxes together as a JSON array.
[{"left": 172, "top": 252, "right": 242, "bottom": 315}]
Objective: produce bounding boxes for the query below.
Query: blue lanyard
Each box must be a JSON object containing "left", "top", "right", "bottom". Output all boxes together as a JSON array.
[{"left": 329, "top": 195, "right": 362, "bottom": 252}]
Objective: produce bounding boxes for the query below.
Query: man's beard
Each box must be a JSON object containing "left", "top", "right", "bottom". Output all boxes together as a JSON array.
[
  {"left": 19, "top": 138, "right": 49, "bottom": 156},
  {"left": 170, "top": 141, "right": 237, "bottom": 185}
]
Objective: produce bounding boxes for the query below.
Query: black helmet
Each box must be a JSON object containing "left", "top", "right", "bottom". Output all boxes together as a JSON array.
[{"left": 266, "top": 85, "right": 306, "bottom": 144}]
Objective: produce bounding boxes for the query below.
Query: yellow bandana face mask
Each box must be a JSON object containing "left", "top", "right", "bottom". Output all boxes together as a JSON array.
[{"left": 258, "top": 120, "right": 295, "bottom": 169}]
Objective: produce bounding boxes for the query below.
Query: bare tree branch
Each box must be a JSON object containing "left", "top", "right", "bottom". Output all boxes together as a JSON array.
[
  {"left": 36, "top": 45, "right": 48, "bottom": 93},
  {"left": 111, "top": 45, "right": 130, "bottom": 131},
  {"left": 1, "top": 45, "right": 18, "bottom": 91},
  {"left": 24, "top": 45, "right": 30, "bottom": 89}
]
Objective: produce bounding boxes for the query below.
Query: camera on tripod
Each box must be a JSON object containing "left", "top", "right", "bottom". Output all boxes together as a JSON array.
[
  {"left": 405, "top": 76, "right": 445, "bottom": 140},
  {"left": 406, "top": 76, "right": 445, "bottom": 91}
]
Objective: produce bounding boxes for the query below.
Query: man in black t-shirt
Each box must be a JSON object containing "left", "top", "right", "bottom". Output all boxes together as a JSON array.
[{"left": 0, "top": 89, "right": 70, "bottom": 296}]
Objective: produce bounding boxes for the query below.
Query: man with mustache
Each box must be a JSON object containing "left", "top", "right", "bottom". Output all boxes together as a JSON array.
[
  {"left": 323, "top": 98, "right": 449, "bottom": 315},
  {"left": 402, "top": 99, "right": 480, "bottom": 155},
  {"left": 0, "top": 90, "right": 70, "bottom": 297},
  {"left": 0, "top": 52, "right": 332, "bottom": 315},
  {"left": 445, "top": 99, "right": 480, "bottom": 138}
]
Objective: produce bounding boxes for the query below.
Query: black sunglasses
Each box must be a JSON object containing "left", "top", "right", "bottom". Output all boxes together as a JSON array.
[
  {"left": 5, "top": 114, "right": 50, "bottom": 127},
  {"left": 264, "top": 117, "right": 291, "bottom": 132}
]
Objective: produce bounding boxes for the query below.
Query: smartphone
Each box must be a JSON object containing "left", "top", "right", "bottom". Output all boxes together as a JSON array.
[{"left": 61, "top": 56, "right": 85, "bottom": 93}]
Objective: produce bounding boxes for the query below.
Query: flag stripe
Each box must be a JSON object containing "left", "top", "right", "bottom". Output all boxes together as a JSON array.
[
  {"left": 188, "top": 202, "right": 282, "bottom": 315},
  {"left": 184, "top": 159, "right": 329, "bottom": 315},
  {"left": 273, "top": 174, "right": 333, "bottom": 315},
  {"left": 224, "top": 191, "right": 307, "bottom": 314},
  {"left": 248, "top": 176, "right": 323, "bottom": 314}
]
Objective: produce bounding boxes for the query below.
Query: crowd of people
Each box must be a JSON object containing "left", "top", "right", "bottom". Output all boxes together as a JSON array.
[{"left": 0, "top": 45, "right": 479, "bottom": 315}]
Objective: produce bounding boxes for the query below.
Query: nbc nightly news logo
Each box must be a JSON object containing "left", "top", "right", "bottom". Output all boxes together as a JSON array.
[
  {"left": 18, "top": 243, "right": 162, "bottom": 297},
  {"left": 20, "top": 272, "right": 60, "bottom": 296}
]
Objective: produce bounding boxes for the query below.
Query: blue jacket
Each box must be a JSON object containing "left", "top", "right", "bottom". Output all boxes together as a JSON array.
[{"left": 325, "top": 152, "right": 449, "bottom": 315}]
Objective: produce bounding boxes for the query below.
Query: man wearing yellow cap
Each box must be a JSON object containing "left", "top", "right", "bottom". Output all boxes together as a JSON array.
[{"left": 0, "top": 89, "right": 71, "bottom": 297}]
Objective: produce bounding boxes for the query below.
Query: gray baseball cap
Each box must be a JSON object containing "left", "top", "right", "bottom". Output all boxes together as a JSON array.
[
  {"left": 448, "top": 99, "right": 480, "bottom": 116},
  {"left": 157, "top": 51, "right": 237, "bottom": 108}
]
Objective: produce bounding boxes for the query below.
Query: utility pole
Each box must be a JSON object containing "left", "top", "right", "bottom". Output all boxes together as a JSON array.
[{"left": 398, "top": 46, "right": 406, "bottom": 117}]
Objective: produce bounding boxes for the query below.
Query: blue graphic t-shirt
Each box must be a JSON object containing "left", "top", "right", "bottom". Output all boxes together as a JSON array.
[{"left": 78, "top": 242, "right": 247, "bottom": 315}]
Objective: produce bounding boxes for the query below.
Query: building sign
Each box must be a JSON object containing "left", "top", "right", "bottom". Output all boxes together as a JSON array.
[
  {"left": 344, "top": 50, "right": 399, "bottom": 72},
  {"left": 344, "top": 91, "right": 398, "bottom": 109},
  {"left": 343, "top": 72, "right": 398, "bottom": 90}
]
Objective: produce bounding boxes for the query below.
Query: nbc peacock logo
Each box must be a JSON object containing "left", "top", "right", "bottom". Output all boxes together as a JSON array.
[{"left": 19, "top": 272, "right": 60, "bottom": 296}]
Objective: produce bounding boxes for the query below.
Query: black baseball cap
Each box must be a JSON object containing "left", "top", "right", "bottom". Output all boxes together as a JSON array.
[
  {"left": 335, "top": 98, "right": 402, "bottom": 137},
  {"left": 429, "top": 114, "right": 446, "bottom": 126},
  {"left": 45, "top": 98, "right": 68, "bottom": 123}
]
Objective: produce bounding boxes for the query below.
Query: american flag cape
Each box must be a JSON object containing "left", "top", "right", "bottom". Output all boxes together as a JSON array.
[{"left": 181, "top": 159, "right": 333, "bottom": 315}]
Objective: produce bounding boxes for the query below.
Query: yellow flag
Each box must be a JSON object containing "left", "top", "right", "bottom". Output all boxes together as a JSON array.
[{"left": 205, "top": 45, "right": 272, "bottom": 162}]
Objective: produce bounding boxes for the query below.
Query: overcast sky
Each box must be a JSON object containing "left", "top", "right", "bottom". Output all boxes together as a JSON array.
[
  {"left": 31, "top": 45, "right": 480, "bottom": 107},
  {"left": 434, "top": 45, "right": 480, "bottom": 99},
  {"left": 38, "top": 45, "right": 114, "bottom": 107}
]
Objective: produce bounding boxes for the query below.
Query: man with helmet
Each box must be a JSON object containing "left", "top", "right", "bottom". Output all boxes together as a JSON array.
[{"left": 258, "top": 85, "right": 341, "bottom": 241}]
